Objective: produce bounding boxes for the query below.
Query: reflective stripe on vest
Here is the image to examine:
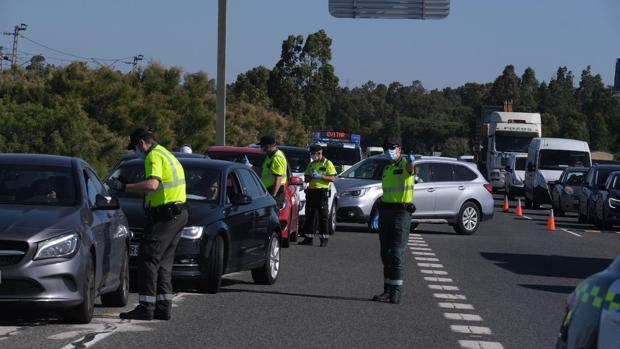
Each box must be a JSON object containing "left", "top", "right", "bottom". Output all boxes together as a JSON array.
[
  {"left": 145, "top": 145, "right": 186, "bottom": 207},
  {"left": 575, "top": 282, "right": 620, "bottom": 310},
  {"left": 152, "top": 148, "right": 186, "bottom": 190},
  {"left": 382, "top": 159, "right": 414, "bottom": 203}
]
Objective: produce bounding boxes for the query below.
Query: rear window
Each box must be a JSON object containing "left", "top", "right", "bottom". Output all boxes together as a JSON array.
[
  {"left": 0, "top": 165, "right": 76, "bottom": 206},
  {"left": 453, "top": 165, "right": 478, "bottom": 181},
  {"left": 323, "top": 146, "right": 363, "bottom": 166}
]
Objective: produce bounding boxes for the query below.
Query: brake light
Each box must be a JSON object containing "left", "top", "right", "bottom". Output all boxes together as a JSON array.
[{"left": 483, "top": 184, "right": 493, "bottom": 193}]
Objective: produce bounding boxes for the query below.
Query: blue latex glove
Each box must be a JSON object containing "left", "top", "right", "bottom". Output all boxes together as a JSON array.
[
  {"left": 407, "top": 152, "right": 415, "bottom": 163},
  {"left": 242, "top": 155, "right": 251, "bottom": 167},
  {"left": 370, "top": 212, "right": 380, "bottom": 231},
  {"left": 311, "top": 170, "right": 321, "bottom": 179}
]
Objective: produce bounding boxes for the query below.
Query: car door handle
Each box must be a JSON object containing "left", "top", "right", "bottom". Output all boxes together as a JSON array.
[
  {"left": 427, "top": 188, "right": 435, "bottom": 192},
  {"left": 458, "top": 186, "right": 465, "bottom": 190}
]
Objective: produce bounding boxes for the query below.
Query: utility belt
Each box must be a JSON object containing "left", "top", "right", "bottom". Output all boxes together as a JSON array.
[
  {"left": 305, "top": 187, "right": 331, "bottom": 199},
  {"left": 147, "top": 202, "right": 188, "bottom": 222},
  {"left": 380, "top": 202, "right": 416, "bottom": 213}
]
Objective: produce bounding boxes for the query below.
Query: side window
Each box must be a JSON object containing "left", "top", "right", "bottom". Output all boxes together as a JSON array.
[
  {"left": 430, "top": 163, "right": 454, "bottom": 182},
  {"left": 414, "top": 163, "right": 431, "bottom": 183},
  {"left": 225, "top": 172, "right": 242, "bottom": 204},
  {"left": 586, "top": 169, "right": 595, "bottom": 186},
  {"left": 84, "top": 169, "right": 105, "bottom": 207},
  {"left": 250, "top": 170, "right": 267, "bottom": 195},
  {"left": 237, "top": 169, "right": 263, "bottom": 199},
  {"left": 452, "top": 165, "right": 477, "bottom": 181}
]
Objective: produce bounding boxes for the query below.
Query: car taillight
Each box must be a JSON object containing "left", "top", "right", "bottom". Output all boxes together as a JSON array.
[{"left": 483, "top": 184, "right": 493, "bottom": 193}]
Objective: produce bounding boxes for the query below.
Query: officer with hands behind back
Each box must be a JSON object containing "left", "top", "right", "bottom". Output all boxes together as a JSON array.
[
  {"left": 108, "top": 128, "right": 189, "bottom": 320},
  {"left": 372, "top": 136, "right": 415, "bottom": 304},
  {"left": 298, "top": 144, "right": 337, "bottom": 247}
]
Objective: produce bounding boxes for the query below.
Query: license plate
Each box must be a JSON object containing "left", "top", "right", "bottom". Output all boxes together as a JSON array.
[{"left": 129, "top": 244, "right": 140, "bottom": 257}]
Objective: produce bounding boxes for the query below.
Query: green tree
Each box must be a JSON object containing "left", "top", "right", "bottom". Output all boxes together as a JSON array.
[
  {"left": 519, "top": 67, "right": 539, "bottom": 112},
  {"left": 489, "top": 65, "right": 520, "bottom": 106}
]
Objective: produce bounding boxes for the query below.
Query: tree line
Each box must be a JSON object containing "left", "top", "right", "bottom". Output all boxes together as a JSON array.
[{"left": 1, "top": 29, "right": 619, "bottom": 174}]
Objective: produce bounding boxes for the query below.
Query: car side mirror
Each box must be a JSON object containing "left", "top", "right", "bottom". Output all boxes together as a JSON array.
[
  {"left": 230, "top": 193, "right": 252, "bottom": 206},
  {"left": 94, "top": 194, "right": 120, "bottom": 210},
  {"left": 289, "top": 176, "right": 304, "bottom": 186}
]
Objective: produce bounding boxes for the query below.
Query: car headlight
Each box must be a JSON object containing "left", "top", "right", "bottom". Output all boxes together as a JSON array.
[
  {"left": 341, "top": 188, "right": 369, "bottom": 197},
  {"left": 181, "top": 226, "right": 204, "bottom": 239},
  {"left": 608, "top": 198, "right": 620, "bottom": 208},
  {"left": 564, "top": 187, "right": 574, "bottom": 195},
  {"left": 34, "top": 233, "right": 80, "bottom": 260}
]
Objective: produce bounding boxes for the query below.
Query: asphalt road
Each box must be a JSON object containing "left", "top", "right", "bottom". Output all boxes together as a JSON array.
[{"left": 1, "top": 195, "right": 619, "bottom": 349}]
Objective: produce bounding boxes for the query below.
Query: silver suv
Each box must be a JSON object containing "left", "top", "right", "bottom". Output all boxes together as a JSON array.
[{"left": 335, "top": 156, "right": 495, "bottom": 235}]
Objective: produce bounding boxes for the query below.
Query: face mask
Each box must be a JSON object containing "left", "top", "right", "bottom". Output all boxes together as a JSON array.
[
  {"left": 135, "top": 145, "right": 145, "bottom": 159},
  {"left": 387, "top": 149, "right": 398, "bottom": 161},
  {"left": 311, "top": 154, "right": 320, "bottom": 161}
]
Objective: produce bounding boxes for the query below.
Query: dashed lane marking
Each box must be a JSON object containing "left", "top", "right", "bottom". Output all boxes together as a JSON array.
[
  {"left": 458, "top": 340, "right": 505, "bottom": 349},
  {"left": 444, "top": 313, "right": 483, "bottom": 321},
  {"left": 424, "top": 277, "right": 453, "bottom": 283},
  {"left": 433, "top": 293, "right": 467, "bottom": 300},
  {"left": 417, "top": 263, "right": 444, "bottom": 268},
  {"left": 561, "top": 228, "right": 582, "bottom": 237},
  {"left": 450, "top": 325, "right": 492, "bottom": 335},
  {"left": 428, "top": 284, "right": 459, "bottom": 291},
  {"left": 585, "top": 230, "right": 601, "bottom": 234},
  {"left": 520, "top": 215, "right": 532, "bottom": 220},
  {"left": 408, "top": 243, "right": 429, "bottom": 247},
  {"left": 412, "top": 251, "right": 435, "bottom": 256},
  {"left": 410, "top": 247, "right": 432, "bottom": 251},
  {"left": 438, "top": 302, "right": 474, "bottom": 310},
  {"left": 414, "top": 257, "right": 440, "bottom": 262},
  {"left": 421, "top": 270, "right": 449, "bottom": 275}
]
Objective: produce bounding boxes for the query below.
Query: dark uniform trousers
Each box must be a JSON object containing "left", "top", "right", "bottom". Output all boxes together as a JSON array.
[
  {"left": 378, "top": 204, "right": 412, "bottom": 289},
  {"left": 138, "top": 206, "right": 189, "bottom": 313},
  {"left": 303, "top": 188, "right": 330, "bottom": 239}
]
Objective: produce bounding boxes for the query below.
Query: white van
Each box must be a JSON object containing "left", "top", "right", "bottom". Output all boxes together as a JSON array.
[{"left": 524, "top": 138, "right": 591, "bottom": 209}]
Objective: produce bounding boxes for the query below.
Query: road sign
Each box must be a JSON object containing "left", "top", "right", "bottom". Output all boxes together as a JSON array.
[{"left": 329, "top": 0, "right": 450, "bottom": 19}]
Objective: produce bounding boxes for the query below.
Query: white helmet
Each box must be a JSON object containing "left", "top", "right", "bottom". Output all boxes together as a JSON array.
[{"left": 180, "top": 144, "right": 193, "bottom": 154}]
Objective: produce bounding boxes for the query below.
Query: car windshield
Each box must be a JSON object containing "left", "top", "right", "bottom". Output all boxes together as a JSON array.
[
  {"left": 0, "top": 165, "right": 76, "bottom": 206},
  {"left": 539, "top": 150, "right": 590, "bottom": 171},
  {"left": 206, "top": 151, "right": 265, "bottom": 167},
  {"left": 495, "top": 134, "right": 535, "bottom": 153},
  {"left": 515, "top": 157, "right": 527, "bottom": 171},
  {"left": 595, "top": 168, "right": 620, "bottom": 186},
  {"left": 323, "top": 146, "right": 362, "bottom": 166},
  {"left": 108, "top": 164, "right": 221, "bottom": 203},
  {"left": 565, "top": 171, "right": 586, "bottom": 185},
  {"left": 340, "top": 159, "right": 389, "bottom": 180},
  {"left": 280, "top": 149, "right": 310, "bottom": 173}
]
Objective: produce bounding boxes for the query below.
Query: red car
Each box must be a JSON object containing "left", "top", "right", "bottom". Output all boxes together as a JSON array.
[{"left": 206, "top": 146, "right": 301, "bottom": 247}]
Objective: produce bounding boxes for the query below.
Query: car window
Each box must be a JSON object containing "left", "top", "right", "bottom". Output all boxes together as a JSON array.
[
  {"left": 452, "top": 165, "right": 477, "bottom": 181},
  {"left": 414, "top": 163, "right": 431, "bottom": 183},
  {"left": 237, "top": 168, "right": 263, "bottom": 199},
  {"left": 84, "top": 169, "right": 105, "bottom": 207},
  {"left": 0, "top": 165, "right": 76, "bottom": 206},
  {"left": 430, "top": 163, "right": 454, "bottom": 182},
  {"left": 613, "top": 176, "right": 620, "bottom": 190},
  {"left": 595, "top": 168, "right": 620, "bottom": 186},
  {"left": 340, "top": 160, "right": 388, "bottom": 180},
  {"left": 565, "top": 171, "right": 585, "bottom": 186},
  {"left": 225, "top": 172, "right": 242, "bottom": 204},
  {"left": 586, "top": 169, "right": 595, "bottom": 185}
]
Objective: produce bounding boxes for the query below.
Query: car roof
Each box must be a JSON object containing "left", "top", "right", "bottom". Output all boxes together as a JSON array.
[
  {"left": 592, "top": 164, "right": 620, "bottom": 170},
  {"left": 206, "top": 146, "right": 262, "bottom": 154},
  {"left": 0, "top": 153, "right": 76, "bottom": 167},
  {"left": 278, "top": 145, "right": 308, "bottom": 153},
  {"left": 121, "top": 151, "right": 208, "bottom": 161},
  {"left": 532, "top": 137, "right": 590, "bottom": 151},
  {"left": 119, "top": 157, "right": 244, "bottom": 171}
]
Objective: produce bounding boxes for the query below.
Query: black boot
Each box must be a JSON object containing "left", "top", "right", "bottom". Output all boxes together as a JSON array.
[
  {"left": 372, "top": 285, "right": 392, "bottom": 303},
  {"left": 154, "top": 300, "right": 171, "bottom": 320},
  {"left": 320, "top": 238, "right": 328, "bottom": 247},
  {"left": 298, "top": 237, "right": 313, "bottom": 246},
  {"left": 120, "top": 304, "right": 154, "bottom": 320},
  {"left": 390, "top": 287, "right": 401, "bottom": 304}
]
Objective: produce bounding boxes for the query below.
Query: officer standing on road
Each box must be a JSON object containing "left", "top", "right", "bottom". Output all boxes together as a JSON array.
[
  {"left": 108, "top": 128, "right": 189, "bottom": 320},
  {"left": 373, "top": 136, "right": 415, "bottom": 304},
  {"left": 299, "top": 144, "right": 337, "bottom": 247},
  {"left": 258, "top": 135, "right": 288, "bottom": 207}
]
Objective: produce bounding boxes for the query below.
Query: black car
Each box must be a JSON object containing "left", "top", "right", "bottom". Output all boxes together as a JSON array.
[
  {"left": 593, "top": 171, "right": 620, "bottom": 230},
  {"left": 578, "top": 164, "right": 620, "bottom": 224},
  {"left": 0, "top": 154, "right": 130, "bottom": 323},
  {"left": 107, "top": 157, "right": 282, "bottom": 293},
  {"left": 551, "top": 167, "right": 588, "bottom": 216}
]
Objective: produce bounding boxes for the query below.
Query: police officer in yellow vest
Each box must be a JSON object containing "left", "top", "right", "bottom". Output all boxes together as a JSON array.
[
  {"left": 299, "top": 144, "right": 337, "bottom": 247},
  {"left": 258, "top": 135, "right": 288, "bottom": 207},
  {"left": 373, "top": 136, "right": 415, "bottom": 304},
  {"left": 109, "top": 128, "right": 188, "bottom": 320}
]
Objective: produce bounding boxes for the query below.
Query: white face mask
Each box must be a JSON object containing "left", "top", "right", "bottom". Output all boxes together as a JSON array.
[
  {"left": 386, "top": 149, "right": 398, "bottom": 161},
  {"left": 311, "top": 154, "right": 320, "bottom": 161}
]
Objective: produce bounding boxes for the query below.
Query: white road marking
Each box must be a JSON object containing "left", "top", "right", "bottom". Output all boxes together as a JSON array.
[
  {"left": 415, "top": 257, "right": 440, "bottom": 262},
  {"left": 433, "top": 293, "right": 467, "bottom": 300},
  {"left": 0, "top": 326, "right": 21, "bottom": 341},
  {"left": 408, "top": 243, "right": 429, "bottom": 247},
  {"left": 444, "top": 313, "right": 483, "bottom": 321},
  {"left": 421, "top": 270, "right": 448, "bottom": 275},
  {"left": 521, "top": 215, "right": 532, "bottom": 220},
  {"left": 412, "top": 251, "right": 435, "bottom": 256},
  {"left": 438, "top": 302, "right": 474, "bottom": 310},
  {"left": 425, "top": 277, "right": 453, "bottom": 282},
  {"left": 410, "top": 234, "right": 422, "bottom": 237},
  {"left": 417, "top": 263, "right": 444, "bottom": 268},
  {"left": 450, "top": 325, "right": 492, "bottom": 335},
  {"left": 410, "top": 247, "right": 432, "bottom": 251},
  {"left": 429, "top": 284, "right": 459, "bottom": 291},
  {"left": 458, "top": 340, "right": 505, "bottom": 349},
  {"left": 561, "top": 228, "right": 582, "bottom": 237}
]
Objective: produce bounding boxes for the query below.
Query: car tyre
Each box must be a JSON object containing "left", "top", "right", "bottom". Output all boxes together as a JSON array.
[
  {"left": 198, "top": 235, "right": 224, "bottom": 294},
  {"left": 453, "top": 202, "right": 480, "bottom": 235},
  {"left": 251, "top": 232, "right": 280, "bottom": 285},
  {"left": 65, "top": 256, "right": 95, "bottom": 324},
  {"left": 101, "top": 247, "right": 129, "bottom": 307},
  {"left": 328, "top": 203, "right": 336, "bottom": 235}
]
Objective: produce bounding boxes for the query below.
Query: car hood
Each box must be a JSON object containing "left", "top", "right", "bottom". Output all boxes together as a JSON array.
[
  {"left": 119, "top": 197, "right": 221, "bottom": 230},
  {"left": 334, "top": 178, "right": 381, "bottom": 192},
  {"left": 0, "top": 205, "right": 80, "bottom": 242}
]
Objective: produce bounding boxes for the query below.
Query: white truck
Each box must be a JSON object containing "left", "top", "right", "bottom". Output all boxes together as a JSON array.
[{"left": 485, "top": 112, "right": 542, "bottom": 191}]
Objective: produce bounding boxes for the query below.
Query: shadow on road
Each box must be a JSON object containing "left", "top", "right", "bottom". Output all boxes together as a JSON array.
[
  {"left": 221, "top": 288, "right": 372, "bottom": 302},
  {"left": 518, "top": 284, "right": 576, "bottom": 294},
  {"left": 480, "top": 252, "right": 612, "bottom": 279},
  {"left": 336, "top": 224, "right": 372, "bottom": 234},
  {"left": 0, "top": 311, "right": 62, "bottom": 326}
]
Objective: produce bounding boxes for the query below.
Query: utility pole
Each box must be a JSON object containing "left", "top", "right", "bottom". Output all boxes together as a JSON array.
[
  {"left": 216, "top": 0, "right": 227, "bottom": 145},
  {"left": 132, "top": 54, "right": 143, "bottom": 72},
  {"left": 0, "top": 46, "right": 3, "bottom": 71},
  {"left": 3, "top": 23, "right": 27, "bottom": 67}
]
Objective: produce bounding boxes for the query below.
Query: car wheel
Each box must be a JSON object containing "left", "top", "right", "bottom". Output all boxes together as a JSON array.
[
  {"left": 65, "top": 256, "right": 95, "bottom": 324},
  {"left": 198, "top": 235, "right": 224, "bottom": 294},
  {"left": 328, "top": 203, "right": 336, "bottom": 235},
  {"left": 453, "top": 202, "right": 480, "bottom": 235},
  {"left": 251, "top": 232, "right": 280, "bottom": 285},
  {"left": 368, "top": 203, "right": 380, "bottom": 234},
  {"left": 101, "top": 247, "right": 129, "bottom": 307},
  {"left": 410, "top": 222, "right": 419, "bottom": 233}
]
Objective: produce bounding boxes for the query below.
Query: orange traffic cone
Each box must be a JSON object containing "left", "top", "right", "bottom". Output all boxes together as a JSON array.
[
  {"left": 502, "top": 195, "right": 510, "bottom": 213},
  {"left": 547, "top": 209, "right": 556, "bottom": 231},
  {"left": 516, "top": 198, "right": 523, "bottom": 217}
]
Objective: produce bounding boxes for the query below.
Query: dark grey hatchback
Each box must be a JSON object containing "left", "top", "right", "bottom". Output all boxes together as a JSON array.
[{"left": 0, "top": 154, "right": 131, "bottom": 323}]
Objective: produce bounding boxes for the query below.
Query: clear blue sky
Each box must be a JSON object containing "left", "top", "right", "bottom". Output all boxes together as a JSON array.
[{"left": 1, "top": 0, "right": 618, "bottom": 90}]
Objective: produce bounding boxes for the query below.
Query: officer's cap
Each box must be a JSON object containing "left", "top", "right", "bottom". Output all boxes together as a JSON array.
[
  {"left": 258, "top": 135, "right": 276, "bottom": 146},
  {"left": 383, "top": 136, "right": 402, "bottom": 149},
  {"left": 127, "top": 128, "right": 153, "bottom": 150},
  {"left": 308, "top": 144, "right": 322, "bottom": 153}
]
